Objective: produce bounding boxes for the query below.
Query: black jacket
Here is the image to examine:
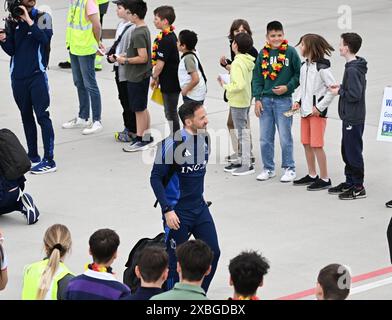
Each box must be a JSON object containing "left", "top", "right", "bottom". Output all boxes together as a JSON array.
[{"left": 338, "top": 57, "right": 368, "bottom": 124}]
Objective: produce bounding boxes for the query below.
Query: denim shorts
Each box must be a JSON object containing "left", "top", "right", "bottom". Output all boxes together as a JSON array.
[{"left": 127, "top": 77, "right": 150, "bottom": 112}]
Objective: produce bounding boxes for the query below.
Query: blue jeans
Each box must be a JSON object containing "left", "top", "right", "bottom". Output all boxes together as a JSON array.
[
  {"left": 70, "top": 53, "right": 102, "bottom": 121},
  {"left": 259, "top": 96, "right": 295, "bottom": 171}
]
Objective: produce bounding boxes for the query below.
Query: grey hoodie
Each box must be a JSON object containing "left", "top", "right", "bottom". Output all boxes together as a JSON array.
[{"left": 338, "top": 57, "right": 368, "bottom": 124}]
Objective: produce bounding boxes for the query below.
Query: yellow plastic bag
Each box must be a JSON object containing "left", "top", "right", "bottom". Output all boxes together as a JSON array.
[{"left": 151, "top": 87, "right": 164, "bottom": 106}]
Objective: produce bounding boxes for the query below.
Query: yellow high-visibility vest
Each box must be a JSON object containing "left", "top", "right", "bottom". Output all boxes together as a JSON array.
[
  {"left": 97, "top": 0, "right": 109, "bottom": 4},
  {"left": 66, "top": 0, "right": 98, "bottom": 56},
  {"left": 22, "top": 260, "right": 74, "bottom": 300}
]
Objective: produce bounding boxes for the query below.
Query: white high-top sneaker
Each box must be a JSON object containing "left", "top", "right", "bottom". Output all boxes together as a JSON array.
[
  {"left": 82, "top": 121, "right": 103, "bottom": 135},
  {"left": 62, "top": 117, "right": 90, "bottom": 129}
]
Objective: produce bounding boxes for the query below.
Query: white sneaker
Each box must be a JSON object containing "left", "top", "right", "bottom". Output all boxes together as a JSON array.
[
  {"left": 280, "top": 168, "right": 296, "bottom": 183},
  {"left": 256, "top": 169, "right": 276, "bottom": 181},
  {"left": 82, "top": 121, "right": 103, "bottom": 135},
  {"left": 62, "top": 117, "right": 90, "bottom": 129}
]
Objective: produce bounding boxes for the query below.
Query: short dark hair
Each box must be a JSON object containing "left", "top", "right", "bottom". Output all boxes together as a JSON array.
[
  {"left": 137, "top": 246, "right": 168, "bottom": 283},
  {"left": 317, "top": 264, "right": 351, "bottom": 300},
  {"left": 229, "top": 251, "right": 270, "bottom": 297},
  {"left": 89, "top": 229, "right": 120, "bottom": 264},
  {"left": 341, "top": 32, "right": 362, "bottom": 54},
  {"left": 153, "top": 6, "right": 176, "bottom": 25},
  {"left": 179, "top": 30, "right": 198, "bottom": 51},
  {"left": 229, "top": 19, "right": 253, "bottom": 40},
  {"left": 234, "top": 33, "right": 253, "bottom": 54},
  {"left": 178, "top": 101, "right": 203, "bottom": 125},
  {"left": 127, "top": 0, "right": 147, "bottom": 19},
  {"left": 267, "top": 20, "right": 283, "bottom": 33},
  {"left": 176, "top": 240, "right": 213, "bottom": 282}
]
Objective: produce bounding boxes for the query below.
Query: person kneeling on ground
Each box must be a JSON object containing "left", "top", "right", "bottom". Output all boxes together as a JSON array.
[{"left": 0, "top": 174, "right": 39, "bottom": 225}]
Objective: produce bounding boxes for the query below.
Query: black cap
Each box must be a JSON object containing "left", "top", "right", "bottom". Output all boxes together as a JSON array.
[{"left": 112, "top": 0, "right": 125, "bottom": 5}]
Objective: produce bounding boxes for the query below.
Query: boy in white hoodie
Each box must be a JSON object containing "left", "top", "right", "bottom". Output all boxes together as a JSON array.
[
  {"left": 218, "top": 33, "right": 255, "bottom": 176},
  {"left": 292, "top": 34, "right": 336, "bottom": 191}
]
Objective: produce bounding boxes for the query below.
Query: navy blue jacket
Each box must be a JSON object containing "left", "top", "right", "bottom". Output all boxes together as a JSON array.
[
  {"left": 338, "top": 57, "right": 368, "bottom": 125},
  {"left": 150, "top": 129, "right": 209, "bottom": 213},
  {"left": 0, "top": 8, "right": 53, "bottom": 80}
]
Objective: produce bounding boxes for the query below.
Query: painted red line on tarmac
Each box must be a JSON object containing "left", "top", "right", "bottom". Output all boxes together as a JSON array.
[{"left": 276, "top": 266, "right": 392, "bottom": 300}]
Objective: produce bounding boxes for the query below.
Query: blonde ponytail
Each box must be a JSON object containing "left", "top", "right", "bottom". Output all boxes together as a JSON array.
[
  {"left": 35, "top": 224, "right": 72, "bottom": 300},
  {"left": 36, "top": 247, "right": 61, "bottom": 300}
]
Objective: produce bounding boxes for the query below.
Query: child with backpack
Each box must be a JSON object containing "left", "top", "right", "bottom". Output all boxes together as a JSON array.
[
  {"left": 292, "top": 34, "right": 336, "bottom": 191},
  {"left": 177, "top": 30, "right": 207, "bottom": 104}
]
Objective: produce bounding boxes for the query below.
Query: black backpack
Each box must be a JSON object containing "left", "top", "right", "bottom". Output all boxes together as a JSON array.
[
  {"left": 0, "top": 129, "right": 31, "bottom": 180},
  {"left": 123, "top": 233, "right": 166, "bottom": 293}
]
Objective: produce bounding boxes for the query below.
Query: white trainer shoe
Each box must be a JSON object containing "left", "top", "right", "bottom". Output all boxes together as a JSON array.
[
  {"left": 62, "top": 117, "right": 90, "bottom": 129},
  {"left": 280, "top": 168, "right": 296, "bottom": 183},
  {"left": 256, "top": 169, "right": 276, "bottom": 181},
  {"left": 82, "top": 121, "right": 103, "bottom": 135}
]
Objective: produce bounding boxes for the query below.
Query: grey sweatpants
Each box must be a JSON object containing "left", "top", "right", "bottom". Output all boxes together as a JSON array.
[{"left": 230, "top": 106, "right": 251, "bottom": 166}]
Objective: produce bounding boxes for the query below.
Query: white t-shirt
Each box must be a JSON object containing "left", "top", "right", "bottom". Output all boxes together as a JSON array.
[{"left": 178, "top": 51, "right": 207, "bottom": 101}]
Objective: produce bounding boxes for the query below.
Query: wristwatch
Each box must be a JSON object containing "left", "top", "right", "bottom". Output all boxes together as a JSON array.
[
  {"left": 124, "top": 58, "right": 129, "bottom": 65},
  {"left": 151, "top": 75, "right": 158, "bottom": 81}
]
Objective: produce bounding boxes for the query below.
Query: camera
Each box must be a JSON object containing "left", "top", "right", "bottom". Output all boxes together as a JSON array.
[{"left": 4, "top": 0, "right": 24, "bottom": 19}]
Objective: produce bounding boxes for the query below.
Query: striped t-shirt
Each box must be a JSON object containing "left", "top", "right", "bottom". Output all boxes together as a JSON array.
[{"left": 65, "top": 269, "right": 131, "bottom": 300}]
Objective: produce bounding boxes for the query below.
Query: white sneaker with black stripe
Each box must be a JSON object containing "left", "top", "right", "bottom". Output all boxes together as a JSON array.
[{"left": 20, "top": 192, "right": 40, "bottom": 225}]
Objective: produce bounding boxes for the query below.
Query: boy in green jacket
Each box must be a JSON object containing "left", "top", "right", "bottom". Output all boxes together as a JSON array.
[
  {"left": 218, "top": 33, "right": 255, "bottom": 176},
  {"left": 252, "top": 21, "right": 301, "bottom": 183}
]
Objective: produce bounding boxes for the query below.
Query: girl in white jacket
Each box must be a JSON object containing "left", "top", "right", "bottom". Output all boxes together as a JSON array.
[{"left": 292, "top": 34, "right": 336, "bottom": 191}]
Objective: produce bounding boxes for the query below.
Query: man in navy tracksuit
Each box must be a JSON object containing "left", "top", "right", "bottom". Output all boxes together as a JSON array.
[
  {"left": 0, "top": 0, "right": 56, "bottom": 174},
  {"left": 150, "top": 101, "right": 220, "bottom": 292}
]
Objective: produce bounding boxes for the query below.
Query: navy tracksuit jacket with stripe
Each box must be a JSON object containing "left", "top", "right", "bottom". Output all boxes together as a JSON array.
[
  {"left": 0, "top": 8, "right": 55, "bottom": 162},
  {"left": 150, "top": 129, "right": 220, "bottom": 292}
]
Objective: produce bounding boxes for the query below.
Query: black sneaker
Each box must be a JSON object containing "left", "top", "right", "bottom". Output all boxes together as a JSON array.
[
  {"left": 58, "top": 61, "right": 71, "bottom": 69},
  {"left": 307, "top": 178, "right": 331, "bottom": 191},
  {"left": 339, "top": 187, "right": 366, "bottom": 200},
  {"left": 328, "top": 182, "right": 352, "bottom": 195},
  {"left": 293, "top": 175, "right": 318, "bottom": 186},
  {"left": 224, "top": 163, "right": 241, "bottom": 172},
  {"left": 386, "top": 200, "right": 392, "bottom": 208}
]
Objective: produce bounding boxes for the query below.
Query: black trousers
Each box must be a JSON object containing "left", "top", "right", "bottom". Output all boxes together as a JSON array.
[
  {"left": 341, "top": 121, "right": 365, "bottom": 187},
  {"left": 114, "top": 67, "right": 137, "bottom": 133}
]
